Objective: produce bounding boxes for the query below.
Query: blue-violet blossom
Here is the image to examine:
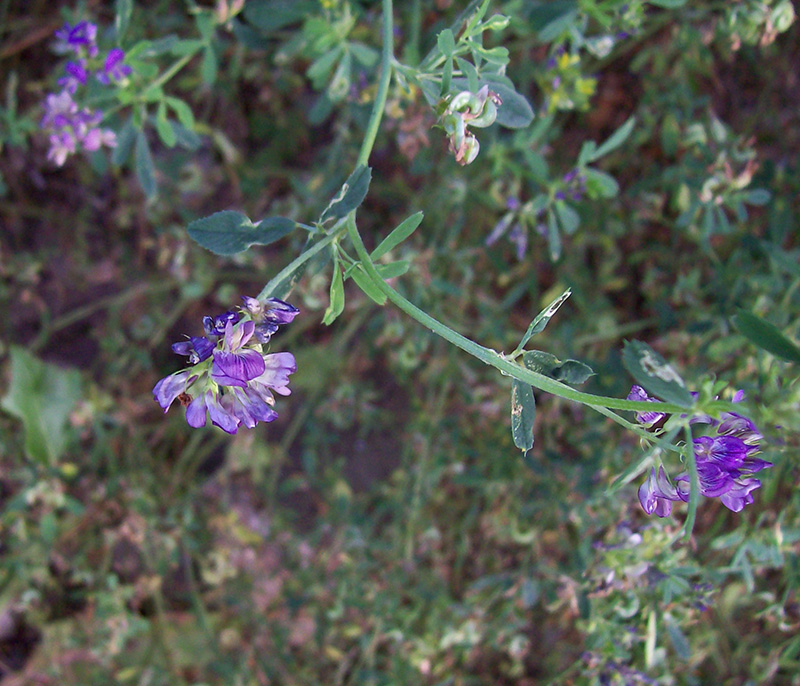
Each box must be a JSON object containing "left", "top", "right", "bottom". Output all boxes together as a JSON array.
[
  {"left": 43, "top": 21, "right": 131, "bottom": 166},
  {"left": 629, "top": 385, "right": 772, "bottom": 515},
  {"left": 153, "top": 296, "right": 298, "bottom": 434}
]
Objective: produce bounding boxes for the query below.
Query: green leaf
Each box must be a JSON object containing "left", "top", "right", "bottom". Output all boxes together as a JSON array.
[
  {"left": 243, "top": 0, "right": 317, "bottom": 33},
  {"left": 664, "top": 615, "right": 691, "bottom": 661},
  {"left": 733, "top": 310, "right": 800, "bottom": 364},
  {"left": 169, "top": 38, "right": 205, "bottom": 56},
  {"left": 115, "top": 0, "right": 133, "bottom": 41},
  {"left": 350, "top": 42, "right": 379, "bottom": 67},
  {"left": 320, "top": 166, "right": 372, "bottom": 222},
  {"left": 522, "top": 350, "right": 594, "bottom": 385},
  {"left": 187, "top": 211, "right": 296, "bottom": 256},
  {"left": 589, "top": 116, "right": 636, "bottom": 161},
  {"left": 172, "top": 122, "right": 203, "bottom": 150},
  {"left": 135, "top": 129, "right": 157, "bottom": 198},
  {"left": 746, "top": 188, "right": 771, "bottom": 206},
  {"left": 371, "top": 212, "right": 424, "bottom": 260},
  {"left": 648, "top": 0, "right": 688, "bottom": 7},
  {"left": 375, "top": 261, "right": 410, "bottom": 279},
  {"left": 165, "top": 96, "right": 196, "bottom": 130},
  {"left": 437, "top": 29, "right": 456, "bottom": 57},
  {"left": 307, "top": 47, "right": 342, "bottom": 88},
  {"left": 128, "top": 35, "right": 178, "bottom": 58},
  {"left": 350, "top": 265, "right": 387, "bottom": 305},
  {"left": 584, "top": 168, "right": 619, "bottom": 198},
  {"left": 155, "top": 103, "right": 177, "bottom": 148},
  {"left": 554, "top": 200, "right": 580, "bottom": 235},
  {"left": 322, "top": 265, "right": 345, "bottom": 325},
  {"left": 112, "top": 119, "right": 136, "bottom": 166},
  {"left": 516, "top": 289, "right": 571, "bottom": 351},
  {"left": 455, "top": 57, "right": 479, "bottom": 93},
  {"left": 547, "top": 208, "right": 561, "bottom": 261},
  {"left": 194, "top": 10, "right": 215, "bottom": 42},
  {"left": 511, "top": 379, "right": 536, "bottom": 452},
  {"left": 1, "top": 346, "right": 81, "bottom": 465},
  {"left": 622, "top": 340, "right": 693, "bottom": 407},
  {"left": 201, "top": 46, "right": 218, "bottom": 84}
]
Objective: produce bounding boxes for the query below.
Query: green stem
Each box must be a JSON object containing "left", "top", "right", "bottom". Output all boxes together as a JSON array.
[
  {"left": 141, "top": 52, "right": 197, "bottom": 99},
  {"left": 339, "top": 0, "right": 690, "bottom": 421},
  {"left": 256, "top": 229, "right": 341, "bottom": 301},
  {"left": 345, "top": 215, "right": 683, "bottom": 419},
  {"left": 356, "top": 0, "right": 395, "bottom": 167}
]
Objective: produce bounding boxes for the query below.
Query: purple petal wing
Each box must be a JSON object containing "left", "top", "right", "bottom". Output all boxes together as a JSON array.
[
  {"left": 212, "top": 349, "right": 266, "bottom": 387},
  {"left": 153, "top": 370, "right": 197, "bottom": 411},
  {"left": 207, "top": 393, "right": 240, "bottom": 434},
  {"left": 185, "top": 393, "right": 208, "bottom": 428}
]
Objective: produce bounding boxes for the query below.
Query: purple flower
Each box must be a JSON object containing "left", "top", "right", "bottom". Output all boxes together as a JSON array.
[
  {"left": 41, "top": 90, "right": 116, "bottom": 166},
  {"left": 54, "top": 21, "right": 99, "bottom": 57},
  {"left": 508, "top": 223, "right": 528, "bottom": 261},
  {"left": 203, "top": 310, "right": 241, "bottom": 337},
  {"left": 211, "top": 321, "right": 266, "bottom": 388},
  {"left": 719, "top": 478, "right": 762, "bottom": 512},
  {"left": 58, "top": 60, "right": 89, "bottom": 93},
  {"left": 627, "top": 385, "right": 666, "bottom": 427},
  {"left": 153, "top": 369, "right": 199, "bottom": 412},
  {"left": 632, "top": 386, "right": 772, "bottom": 515},
  {"left": 241, "top": 296, "right": 300, "bottom": 343},
  {"left": 486, "top": 213, "right": 514, "bottom": 246},
  {"left": 172, "top": 336, "right": 216, "bottom": 364},
  {"left": 638, "top": 467, "right": 678, "bottom": 517},
  {"left": 221, "top": 387, "right": 279, "bottom": 429},
  {"left": 82, "top": 126, "right": 117, "bottom": 151},
  {"left": 96, "top": 48, "right": 132, "bottom": 84},
  {"left": 47, "top": 130, "right": 78, "bottom": 166},
  {"left": 249, "top": 352, "right": 297, "bottom": 401},
  {"left": 186, "top": 390, "right": 239, "bottom": 434},
  {"left": 154, "top": 298, "right": 298, "bottom": 433},
  {"left": 41, "top": 91, "right": 78, "bottom": 129}
]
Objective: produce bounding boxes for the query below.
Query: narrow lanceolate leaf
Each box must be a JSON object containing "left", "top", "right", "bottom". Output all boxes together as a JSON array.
[
  {"left": 188, "top": 211, "right": 295, "bottom": 255},
  {"left": 589, "top": 116, "right": 636, "bottom": 161},
  {"left": 437, "top": 28, "right": 456, "bottom": 57},
  {"left": 622, "top": 340, "right": 693, "bottom": 408},
  {"left": 322, "top": 264, "right": 345, "bottom": 325},
  {"left": 371, "top": 212, "right": 424, "bottom": 260},
  {"left": 350, "top": 265, "right": 387, "bottom": 305},
  {"left": 115, "top": 0, "right": 133, "bottom": 41},
  {"left": 511, "top": 379, "right": 536, "bottom": 452},
  {"left": 135, "top": 129, "right": 157, "bottom": 198},
  {"left": 516, "top": 289, "right": 571, "bottom": 351},
  {"left": 733, "top": 310, "right": 800, "bottom": 364},
  {"left": 320, "top": 166, "right": 372, "bottom": 222},
  {"left": 0, "top": 346, "right": 82, "bottom": 465}
]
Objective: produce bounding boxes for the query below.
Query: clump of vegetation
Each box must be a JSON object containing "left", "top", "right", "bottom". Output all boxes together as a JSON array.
[{"left": 1, "top": 0, "right": 798, "bottom": 683}]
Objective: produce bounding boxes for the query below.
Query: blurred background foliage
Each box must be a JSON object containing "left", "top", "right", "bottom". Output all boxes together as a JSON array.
[{"left": 0, "top": 0, "right": 799, "bottom": 683}]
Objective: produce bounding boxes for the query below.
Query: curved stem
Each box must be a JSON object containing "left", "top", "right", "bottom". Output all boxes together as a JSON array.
[{"left": 345, "top": 215, "right": 684, "bottom": 419}]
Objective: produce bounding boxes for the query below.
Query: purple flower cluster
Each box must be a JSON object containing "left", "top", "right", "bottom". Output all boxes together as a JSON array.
[
  {"left": 629, "top": 386, "right": 772, "bottom": 516},
  {"left": 154, "top": 297, "right": 299, "bottom": 434},
  {"left": 42, "top": 21, "right": 133, "bottom": 166},
  {"left": 486, "top": 195, "right": 537, "bottom": 260},
  {"left": 555, "top": 168, "right": 587, "bottom": 202}
]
